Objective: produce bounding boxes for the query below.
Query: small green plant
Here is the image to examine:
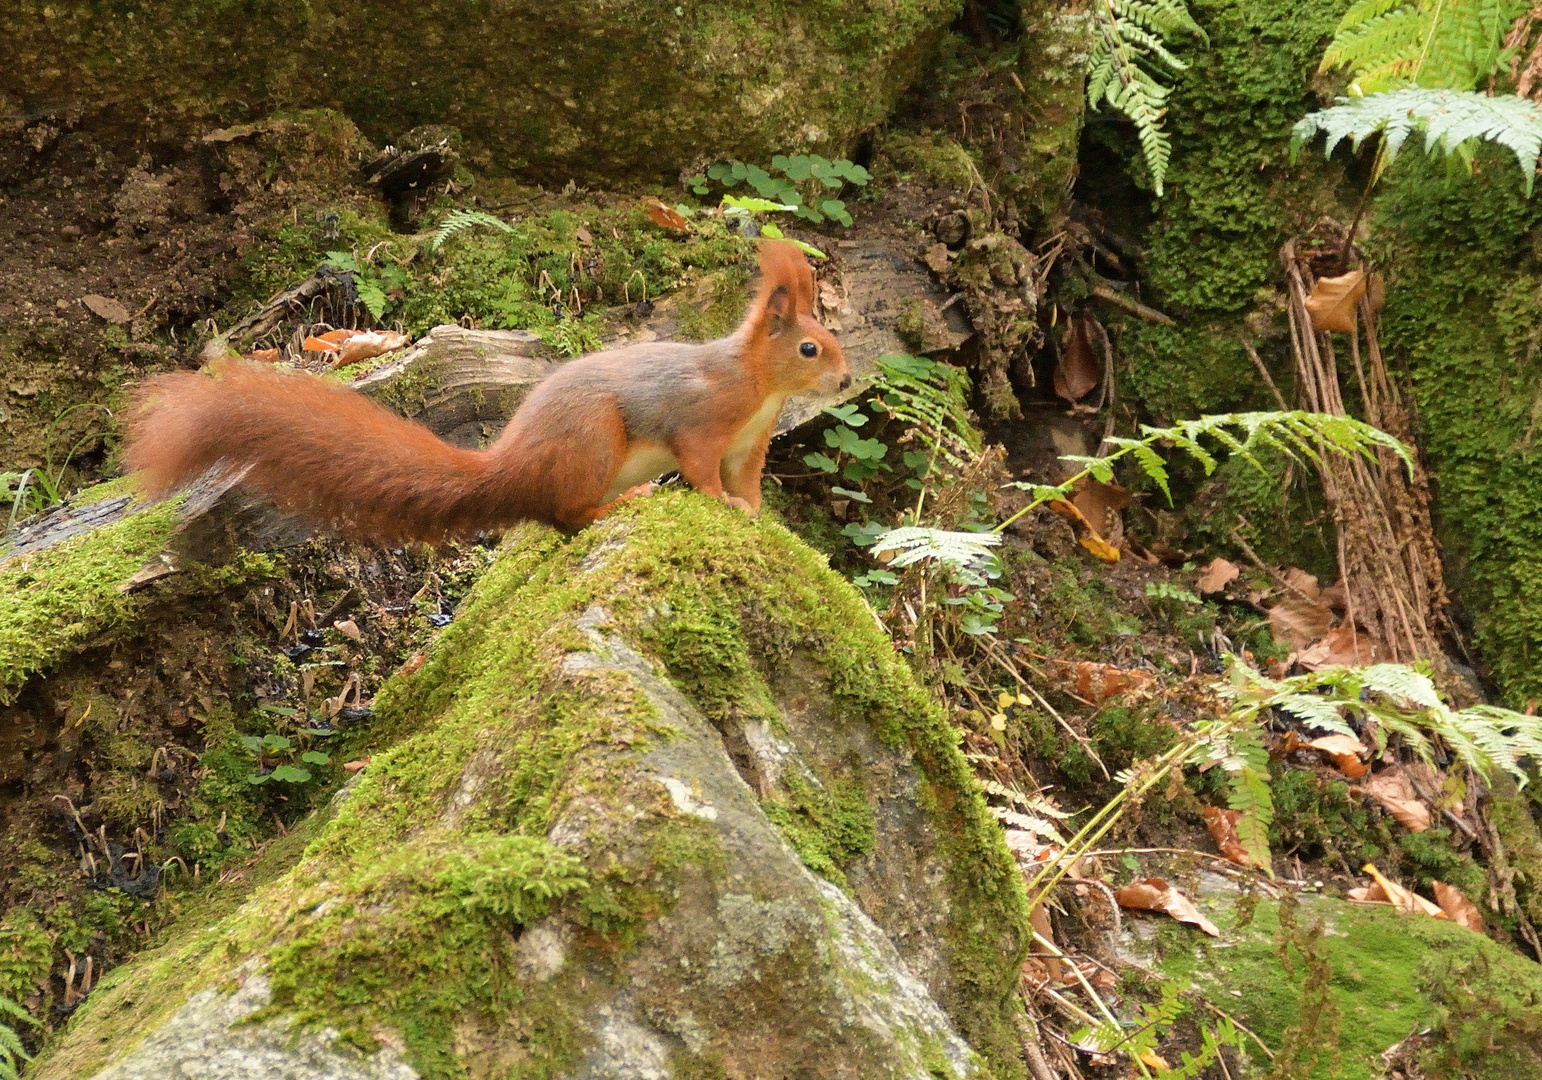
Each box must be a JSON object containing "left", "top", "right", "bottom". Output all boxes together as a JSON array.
[
  {"left": 1145, "top": 581, "right": 1200, "bottom": 605},
  {"left": 428, "top": 208, "right": 515, "bottom": 251},
  {"left": 719, "top": 195, "right": 827, "bottom": 257},
  {"left": 803, "top": 402, "right": 889, "bottom": 483},
  {"left": 1087, "top": 0, "right": 1208, "bottom": 195},
  {"left": 0, "top": 993, "right": 35, "bottom": 1080},
  {"left": 3, "top": 403, "right": 113, "bottom": 531},
  {"left": 243, "top": 732, "right": 329, "bottom": 786},
  {"left": 1072, "top": 978, "right": 1248, "bottom": 1078},
  {"left": 323, "top": 249, "right": 409, "bottom": 321},
  {"left": 691, "top": 155, "right": 870, "bottom": 225},
  {"left": 538, "top": 313, "right": 604, "bottom": 357}
]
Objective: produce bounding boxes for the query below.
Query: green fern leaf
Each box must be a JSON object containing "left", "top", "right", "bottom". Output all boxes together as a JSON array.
[
  {"left": 1292, "top": 88, "right": 1542, "bottom": 193},
  {"left": 428, "top": 209, "right": 515, "bottom": 252},
  {"left": 1086, "top": 0, "right": 1205, "bottom": 195},
  {"left": 1225, "top": 726, "right": 1275, "bottom": 872}
]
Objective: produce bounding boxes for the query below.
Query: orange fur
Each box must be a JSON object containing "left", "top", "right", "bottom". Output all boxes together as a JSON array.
[{"left": 125, "top": 240, "right": 849, "bottom": 543}]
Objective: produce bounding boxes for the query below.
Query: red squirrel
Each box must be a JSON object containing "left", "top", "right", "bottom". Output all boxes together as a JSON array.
[{"left": 125, "top": 240, "right": 849, "bottom": 542}]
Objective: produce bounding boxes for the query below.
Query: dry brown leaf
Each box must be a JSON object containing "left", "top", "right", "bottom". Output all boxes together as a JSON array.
[
  {"left": 1114, "top": 877, "right": 1220, "bottom": 937},
  {"left": 1268, "top": 595, "right": 1335, "bottom": 648},
  {"left": 575, "top": 225, "right": 593, "bottom": 244},
  {"left": 1307, "top": 734, "right": 1370, "bottom": 779},
  {"left": 1071, "top": 478, "right": 1131, "bottom": 541},
  {"left": 1432, "top": 881, "right": 1484, "bottom": 933},
  {"left": 342, "top": 758, "right": 370, "bottom": 773},
  {"left": 1298, "top": 623, "right": 1386, "bottom": 671},
  {"left": 82, "top": 294, "right": 132, "bottom": 323},
  {"left": 247, "top": 347, "right": 281, "bottom": 363},
  {"left": 1283, "top": 567, "right": 1321, "bottom": 600},
  {"left": 1305, "top": 269, "right": 1367, "bottom": 333},
  {"left": 332, "top": 618, "right": 363, "bottom": 642},
  {"left": 1047, "top": 500, "right": 1121, "bottom": 564},
  {"left": 1054, "top": 316, "right": 1101, "bottom": 403},
  {"left": 1360, "top": 864, "right": 1445, "bottom": 918},
  {"left": 1202, "top": 806, "right": 1252, "bottom": 867},
  {"left": 1196, "top": 557, "right": 1240, "bottom": 594},
  {"left": 1074, "top": 661, "right": 1153, "bottom": 703},
  {"left": 1028, "top": 903, "right": 1063, "bottom": 980},
  {"left": 1320, "top": 579, "right": 1349, "bottom": 612},
  {"left": 642, "top": 197, "right": 689, "bottom": 231},
  {"left": 303, "top": 328, "right": 410, "bottom": 367},
  {"left": 1358, "top": 768, "right": 1432, "bottom": 832}
]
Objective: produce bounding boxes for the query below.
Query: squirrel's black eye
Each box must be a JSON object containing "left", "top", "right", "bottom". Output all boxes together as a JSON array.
[{"left": 799, "top": 341, "right": 818, "bottom": 358}]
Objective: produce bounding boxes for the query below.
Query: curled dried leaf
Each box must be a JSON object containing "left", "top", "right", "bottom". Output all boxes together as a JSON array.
[
  {"left": 1196, "top": 557, "right": 1240, "bottom": 594},
  {"left": 1432, "top": 881, "right": 1484, "bottom": 933},
  {"left": 1305, "top": 269, "right": 1366, "bottom": 333},
  {"left": 1202, "top": 806, "right": 1253, "bottom": 867},
  {"left": 1054, "top": 316, "right": 1101, "bottom": 402},
  {"left": 1358, "top": 768, "right": 1432, "bottom": 832},
  {"left": 1268, "top": 595, "right": 1334, "bottom": 648},
  {"left": 642, "top": 196, "right": 690, "bottom": 231},
  {"left": 1307, "top": 733, "right": 1370, "bottom": 778},
  {"left": 1114, "top": 877, "right": 1220, "bottom": 937}
]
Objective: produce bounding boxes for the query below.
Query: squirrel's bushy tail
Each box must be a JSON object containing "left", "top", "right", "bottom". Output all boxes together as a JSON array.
[{"left": 127, "top": 359, "right": 518, "bottom": 542}]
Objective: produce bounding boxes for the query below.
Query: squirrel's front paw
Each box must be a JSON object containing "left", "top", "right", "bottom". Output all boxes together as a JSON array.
[{"left": 721, "top": 495, "right": 757, "bottom": 517}]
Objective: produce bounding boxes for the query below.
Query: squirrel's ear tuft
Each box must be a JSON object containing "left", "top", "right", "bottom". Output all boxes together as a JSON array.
[{"left": 764, "top": 284, "right": 793, "bottom": 334}]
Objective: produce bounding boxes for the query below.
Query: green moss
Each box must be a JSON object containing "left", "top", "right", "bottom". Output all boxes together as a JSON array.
[
  {"left": 1095, "top": 0, "right": 1349, "bottom": 416},
  {"left": 1142, "top": 889, "right": 1542, "bottom": 1078},
  {"left": 763, "top": 773, "right": 877, "bottom": 889},
  {"left": 1368, "top": 150, "right": 1542, "bottom": 705},
  {"left": 0, "top": 498, "right": 181, "bottom": 702}
]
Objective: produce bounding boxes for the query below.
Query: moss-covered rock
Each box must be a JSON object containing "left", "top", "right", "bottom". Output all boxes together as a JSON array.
[
  {"left": 1122, "top": 869, "right": 1542, "bottom": 1078},
  {"left": 2, "top": 0, "right": 960, "bottom": 184},
  {"left": 34, "top": 491, "right": 1029, "bottom": 1080}
]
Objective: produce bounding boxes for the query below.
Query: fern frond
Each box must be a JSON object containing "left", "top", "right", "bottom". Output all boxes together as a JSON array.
[
  {"left": 1225, "top": 726, "right": 1275, "bottom": 870},
  {"left": 428, "top": 209, "right": 515, "bottom": 251},
  {"left": 989, "top": 805, "right": 1069, "bottom": 843},
  {"left": 869, "top": 527, "right": 1001, "bottom": 570},
  {"left": 1220, "top": 659, "right": 1542, "bottom": 785},
  {"left": 1087, "top": 0, "right": 1205, "bottom": 195},
  {"left": 1320, "top": 0, "right": 1528, "bottom": 92},
  {"left": 1291, "top": 88, "right": 1542, "bottom": 192}
]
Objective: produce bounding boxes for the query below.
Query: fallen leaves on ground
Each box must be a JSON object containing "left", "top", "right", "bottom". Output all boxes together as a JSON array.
[
  {"left": 247, "top": 347, "right": 281, "bottom": 363},
  {"left": 82, "top": 294, "right": 131, "bottom": 323},
  {"left": 1073, "top": 661, "right": 1153, "bottom": 703},
  {"left": 342, "top": 758, "right": 370, "bottom": 773},
  {"left": 1432, "top": 881, "right": 1484, "bottom": 932},
  {"left": 1203, "top": 806, "right": 1253, "bottom": 867},
  {"left": 642, "top": 196, "right": 690, "bottom": 231},
  {"left": 1283, "top": 567, "right": 1321, "bottom": 599},
  {"left": 1196, "top": 557, "right": 1239, "bottom": 594},
  {"left": 1356, "top": 767, "right": 1432, "bottom": 832},
  {"left": 303, "top": 328, "right": 410, "bottom": 367},
  {"left": 1307, "top": 733, "right": 1370, "bottom": 778},
  {"left": 1047, "top": 499, "right": 1120, "bottom": 563},
  {"left": 1114, "top": 877, "right": 1220, "bottom": 937},
  {"left": 1054, "top": 316, "right": 1101, "bottom": 403},
  {"left": 1348, "top": 868, "right": 1484, "bottom": 932},
  {"left": 1070, "top": 478, "right": 1131, "bottom": 543},
  {"left": 1348, "top": 863, "right": 1444, "bottom": 918},
  {"left": 1268, "top": 595, "right": 1335, "bottom": 648},
  {"left": 1298, "top": 623, "right": 1386, "bottom": 670},
  {"left": 1305, "top": 269, "right": 1367, "bottom": 333}
]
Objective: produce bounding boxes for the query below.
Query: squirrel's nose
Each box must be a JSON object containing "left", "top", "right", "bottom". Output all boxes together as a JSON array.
[{"left": 838, "top": 373, "right": 852, "bottom": 391}]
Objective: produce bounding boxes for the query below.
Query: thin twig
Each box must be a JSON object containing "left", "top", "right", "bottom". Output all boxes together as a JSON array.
[
  {"left": 985, "top": 640, "right": 1110, "bottom": 779},
  {"left": 1237, "top": 337, "right": 1291, "bottom": 412}
]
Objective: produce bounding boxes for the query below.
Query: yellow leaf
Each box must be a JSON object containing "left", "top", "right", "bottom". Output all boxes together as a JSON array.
[
  {"left": 1017, "top": 693, "right": 1032, "bottom": 706},
  {"left": 990, "top": 713, "right": 1008, "bottom": 731}
]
